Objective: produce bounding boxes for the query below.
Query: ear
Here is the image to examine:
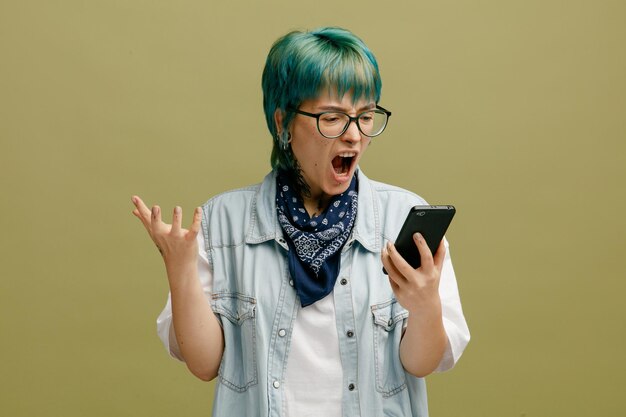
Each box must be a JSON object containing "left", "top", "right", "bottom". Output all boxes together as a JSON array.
[{"left": 274, "top": 109, "right": 284, "bottom": 135}]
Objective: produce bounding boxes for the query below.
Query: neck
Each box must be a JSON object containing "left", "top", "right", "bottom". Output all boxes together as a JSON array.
[
  {"left": 302, "top": 193, "right": 331, "bottom": 217},
  {"left": 276, "top": 167, "right": 338, "bottom": 217}
]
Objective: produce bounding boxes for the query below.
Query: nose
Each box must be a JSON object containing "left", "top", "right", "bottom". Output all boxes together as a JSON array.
[{"left": 341, "top": 119, "right": 362, "bottom": 143}]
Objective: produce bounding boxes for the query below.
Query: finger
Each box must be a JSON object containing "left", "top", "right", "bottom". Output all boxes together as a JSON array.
[
  {"left": 414, "top": 233, "right": 435, "bottom": 270},
  {"left": 131, "top": 195, "right": 152, "bottom": 221},
  {"left": 433, "top": 238, "right": 447, "bottom": 270},
  {"left": 151, "top": 205, "right": 165, "bottom": 233},
  {"left": 131, "top": 206, "right": 153, "bottom": 233},
  {"left": 382, "top": 242, "right": 404, "bottom": 286},
  {"left": 388, "top": 275, "right": 400, "bottom": 293},
  {"left": 386, "top": 240, "right": 419, "bottom": 279},
  {"left": 187, "top": 207, "right": 202, "bottom": 239},
  {"left": 171, "top": 206, "right": 182, "bottom": 234}
]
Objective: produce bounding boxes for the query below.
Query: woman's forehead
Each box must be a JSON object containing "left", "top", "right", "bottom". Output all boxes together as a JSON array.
[{"left": 300, "top": 88, "right": 376, "bottom": 111}]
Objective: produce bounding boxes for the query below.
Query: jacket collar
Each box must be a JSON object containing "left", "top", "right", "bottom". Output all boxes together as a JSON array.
[{"left": 245, "top": 169, "right": 380, "bottom": 253}]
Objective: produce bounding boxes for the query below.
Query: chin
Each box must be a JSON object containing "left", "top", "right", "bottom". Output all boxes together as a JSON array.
[{"left": 326, "top": 178, "right": 353, "bottom": 196}]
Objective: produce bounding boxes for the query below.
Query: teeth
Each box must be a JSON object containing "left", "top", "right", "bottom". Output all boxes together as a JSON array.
[{"left": 339, "top": 152, "right": 356, "bottom": 158}]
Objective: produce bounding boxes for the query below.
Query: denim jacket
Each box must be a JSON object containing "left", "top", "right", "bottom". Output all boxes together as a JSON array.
[{"left": 195, "top": 169, "right": 469, "bottom": 417}]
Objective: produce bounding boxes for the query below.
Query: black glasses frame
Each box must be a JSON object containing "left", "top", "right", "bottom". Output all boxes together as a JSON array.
[{"left": 288, "top": 105, "right": 392, "bottom": 139}]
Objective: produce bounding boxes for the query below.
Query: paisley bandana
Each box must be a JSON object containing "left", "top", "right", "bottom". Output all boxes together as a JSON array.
[{"left": 276, "top": 170, "right": 358, "bottom": 307}]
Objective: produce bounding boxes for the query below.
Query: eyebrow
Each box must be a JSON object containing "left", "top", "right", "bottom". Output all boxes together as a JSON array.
[{"left": 316, "top": 103, "right": 376, "bottom": 113}]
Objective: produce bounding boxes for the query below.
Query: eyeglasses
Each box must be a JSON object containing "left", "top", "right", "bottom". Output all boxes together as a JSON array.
[{"left": 288, "top": 105, "right": 392, "bottom": 139}]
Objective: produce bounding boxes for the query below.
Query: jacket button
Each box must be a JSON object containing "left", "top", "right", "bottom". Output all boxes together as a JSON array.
[
  {"left": 289, "top": 279, "right": 294, "bottom": 287},
  {"left": 278, "top": 329, "right": 286, "bottom": 337},
  {"left": 273, "top": 380, "right": 280, "bottom": 389},
  {"left": 340, "top": 278, "right": 348, "bottom": 285},
  {"left": 346, "top": 330, "right": 354, "bottom": 338},
  {"left": 348, "top": 383, "right": 355, "bottom": 391},
  {"left": 388, "top": 318, "right": 394, "bottom": 327}
]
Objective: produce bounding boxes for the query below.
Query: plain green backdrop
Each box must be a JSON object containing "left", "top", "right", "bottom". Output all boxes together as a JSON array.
[{"left": 1, "top": 1, "right": 625, "bottom": 416}]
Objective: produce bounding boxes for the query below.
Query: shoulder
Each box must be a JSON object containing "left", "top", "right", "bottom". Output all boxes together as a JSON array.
[
  {"left": 367, "top": 178, "right": 429, "bottom": 207},
  {"left": 202, "top": 183, "right": 260, "bottom": 214},
  {"left": 202, "top": 171, "right": 276, "bottom": 213},
  {"left": 200, "top": 172, "right": 277, "bottom": 249},
  {"left": 359, "top": 173, "right": 429, "bottom": 241},
  {"left": 200, "top": 182, "right": 262, "bottom": 249}
]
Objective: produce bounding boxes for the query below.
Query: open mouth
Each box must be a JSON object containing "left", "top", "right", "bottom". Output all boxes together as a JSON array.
[{"left": 331, "top": 153, "right": 356, "bottom": 175}]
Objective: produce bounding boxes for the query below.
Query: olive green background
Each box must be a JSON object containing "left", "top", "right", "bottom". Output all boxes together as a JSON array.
[{"left": 1, "top": 1, "right": 624, "bottom": 416}]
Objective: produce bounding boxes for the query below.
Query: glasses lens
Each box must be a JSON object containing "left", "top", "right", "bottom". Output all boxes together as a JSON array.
[
  {"left": 358, "top": 110, "right": 388, "bottom": 137},
  {"left": 318, "top": 113, "right": 350, "bottom": 138},
  {"left": 316, "top": 110, "right": 389, "bottom": 138}
]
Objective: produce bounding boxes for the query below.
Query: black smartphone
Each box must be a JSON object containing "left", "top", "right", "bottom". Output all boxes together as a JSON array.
[{"left": 383, "top": 205, "right": 456, "bottom": 274}]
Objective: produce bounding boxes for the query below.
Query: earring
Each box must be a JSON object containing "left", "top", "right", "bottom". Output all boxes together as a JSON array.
[{"left": 279, "top": 132, "right": 291, "bottom": 150}]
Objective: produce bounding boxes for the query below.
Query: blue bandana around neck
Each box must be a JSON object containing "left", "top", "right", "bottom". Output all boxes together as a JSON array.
[{"left": 276, "top": 170, "right": 358, "bottom": 307}]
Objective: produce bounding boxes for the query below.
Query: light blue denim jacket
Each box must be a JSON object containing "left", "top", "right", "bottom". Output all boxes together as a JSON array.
[{"left": 198, "top": 169, "right": 469, "bottom": 417}]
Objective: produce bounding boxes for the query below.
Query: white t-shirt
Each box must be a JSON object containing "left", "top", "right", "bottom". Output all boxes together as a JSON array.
[{"left": 157, "top": 233, "right": 465, "bottom": 417}]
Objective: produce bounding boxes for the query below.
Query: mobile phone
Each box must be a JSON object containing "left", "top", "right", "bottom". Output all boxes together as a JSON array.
[{"left": 383, "top": 205, "right": 456, "bottom": 274}]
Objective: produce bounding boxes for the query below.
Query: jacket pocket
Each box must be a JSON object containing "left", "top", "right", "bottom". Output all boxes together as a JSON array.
[
  {"left": 371, "top": 299, "right": 409, "bottom": 397},
  {"left": 211, "top": 292, "right": 258, "bottom": 392}
]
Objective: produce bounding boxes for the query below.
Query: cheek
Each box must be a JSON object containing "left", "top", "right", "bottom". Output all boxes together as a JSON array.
[{"left": 293, "top": 142, "right": 329, "bottom": 169}]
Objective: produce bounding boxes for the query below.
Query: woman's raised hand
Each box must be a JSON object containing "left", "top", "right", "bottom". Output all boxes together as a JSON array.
[
  {"left": 381, "top": 233, "right": 446, "bottom": 316},
  {"left": 131, "top": 195, "right": 202, "bottom": 276}
]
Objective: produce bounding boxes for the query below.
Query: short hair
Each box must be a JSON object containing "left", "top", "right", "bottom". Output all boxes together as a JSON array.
[{"left": 262, "top": 27, "right": 382, "bottom": 171}]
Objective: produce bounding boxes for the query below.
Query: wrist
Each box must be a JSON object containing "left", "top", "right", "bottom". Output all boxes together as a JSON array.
[
  {"left": 407, "top": 297, "right": 442, "bottom": 321},
  {"left": 165, "top": 261, "right": 198, "bottom": 287}
]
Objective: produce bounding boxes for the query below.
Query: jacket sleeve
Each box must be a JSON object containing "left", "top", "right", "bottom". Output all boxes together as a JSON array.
[
  {"left": 155, "top": 232, "right": 214, "bottom": 361},
  {"left": 433, "top": 238, "right": 471, "bottom": 372}
]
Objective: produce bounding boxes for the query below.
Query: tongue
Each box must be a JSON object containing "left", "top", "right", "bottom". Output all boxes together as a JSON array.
[{"left": 332, "top": 156, "right": 344, "bottom": 174}]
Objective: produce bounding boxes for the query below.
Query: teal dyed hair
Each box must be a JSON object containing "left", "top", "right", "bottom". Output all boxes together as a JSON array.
[{"left": 262, "top": 27, "right": 382, "bottom": 171}]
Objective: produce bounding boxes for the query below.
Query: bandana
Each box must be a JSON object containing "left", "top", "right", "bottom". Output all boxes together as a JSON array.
[{"left": 276, "top": 170, "right": 358, "bottom": 307}]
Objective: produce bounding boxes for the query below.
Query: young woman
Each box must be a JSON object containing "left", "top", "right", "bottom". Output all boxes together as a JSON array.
[{"left": 132, "top": 27, "right": 469, "bottom": 417}]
